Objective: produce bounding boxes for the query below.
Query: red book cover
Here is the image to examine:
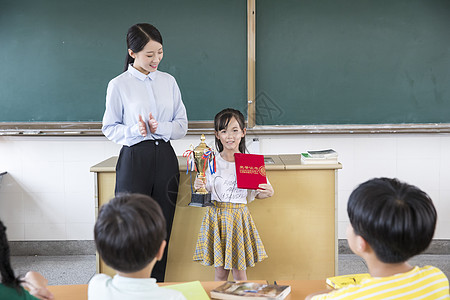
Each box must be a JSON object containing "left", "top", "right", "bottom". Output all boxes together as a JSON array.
[{"left": 234, "top": 153, "right": 267, "bottom": 190}]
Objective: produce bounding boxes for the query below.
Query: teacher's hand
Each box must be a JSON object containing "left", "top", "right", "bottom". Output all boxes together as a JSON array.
[
  {"left": 138, "top": 115, "right": 147, "bottom": 136},
  {"left": 148, "top": 112, "right": 158, "bottom": 134}
]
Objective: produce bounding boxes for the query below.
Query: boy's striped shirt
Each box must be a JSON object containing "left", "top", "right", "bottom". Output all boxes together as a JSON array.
[{"left": 312, "top": 266, "right": 450, "bottom": 299}]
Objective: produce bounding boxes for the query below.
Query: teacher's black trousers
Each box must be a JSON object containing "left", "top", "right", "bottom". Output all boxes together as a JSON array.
[{"left": 115, "top": 139, "right": 179, "bottom": 282}]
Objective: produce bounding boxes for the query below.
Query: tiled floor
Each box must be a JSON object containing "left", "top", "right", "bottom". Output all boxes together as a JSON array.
[
  {"left": 10, "top": 254, "right": 450, "bottom": 285},
  {"left": 11, "top": 255, "right": 97, "bottom": 285}
]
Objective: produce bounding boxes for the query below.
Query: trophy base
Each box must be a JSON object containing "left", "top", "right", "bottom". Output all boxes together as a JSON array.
[{"left": 189, "top": 193, "right": 213, "bottom": 207}]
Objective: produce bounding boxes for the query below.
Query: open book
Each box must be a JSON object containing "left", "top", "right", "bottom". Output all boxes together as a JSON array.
[{"left": 210, "top": 281, "right": 291, "bottom": 299}]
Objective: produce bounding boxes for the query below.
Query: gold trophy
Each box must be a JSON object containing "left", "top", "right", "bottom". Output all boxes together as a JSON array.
[{"left": 184, "top": 134, "right": 215, "bottom": 207}]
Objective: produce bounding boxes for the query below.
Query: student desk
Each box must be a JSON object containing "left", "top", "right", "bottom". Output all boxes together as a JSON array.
[
  {"left": 90, "top": 155, "right": 342, "bottom": 282},
  {"left": 47, "top": 280, "right": 330, "bottom": 300}
]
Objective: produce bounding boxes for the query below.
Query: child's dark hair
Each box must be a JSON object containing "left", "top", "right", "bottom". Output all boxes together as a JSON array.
[
  {"left": 214, "top": 108, "right": 247, "bottom": 153},
  {"left": 0, "top": 220, "right": 23, "bottom": 294},
  {"left": 94, "top": 193, "right": 166, "bottom": 273},
  {"left": 124, "top": 23, "right": 163, "bottom": 72},
  {"left": 348, "top": 177, "right": 437, "bottom": 263}
]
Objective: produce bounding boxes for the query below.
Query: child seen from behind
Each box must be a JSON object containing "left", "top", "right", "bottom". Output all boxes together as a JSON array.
[
  {"left": 88, "top": 194, "right": 186, "bottom": 300},
  {"left": 306, "top": 177, "right": 450, "bottom": 299}
]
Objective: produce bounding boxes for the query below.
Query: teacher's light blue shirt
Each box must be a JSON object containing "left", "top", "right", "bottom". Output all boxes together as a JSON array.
[{"left": 102, "top": 65, "right": 188, "bottom": 146}]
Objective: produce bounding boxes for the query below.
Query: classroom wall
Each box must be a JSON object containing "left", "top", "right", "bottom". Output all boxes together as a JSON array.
[{"left": 0, "top": 133, "right": 449, "bottom": 241}]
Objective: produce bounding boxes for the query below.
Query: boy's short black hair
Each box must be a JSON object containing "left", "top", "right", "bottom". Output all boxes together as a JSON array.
[
  {"left": 348, "top": 177, "right": 436, "bottom": 263},
  {"left": 94, "top": 193, "right": 166, "bottom": 273}
]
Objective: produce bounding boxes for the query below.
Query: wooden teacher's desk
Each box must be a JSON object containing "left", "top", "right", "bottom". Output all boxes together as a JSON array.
[
  {"left": 48, "top": 280, "right": 329, "bottom": 300},
  {"left": 90, "top": 154, "right": 342, "bottom": 282}
]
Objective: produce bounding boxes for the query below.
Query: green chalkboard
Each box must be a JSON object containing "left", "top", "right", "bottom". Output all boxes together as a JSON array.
[
  {"left": 0, "top": 0, "right": 246, "bottom": 122},
  {"left": 256, "top": 0, "right": 450, "bottom": 125}
]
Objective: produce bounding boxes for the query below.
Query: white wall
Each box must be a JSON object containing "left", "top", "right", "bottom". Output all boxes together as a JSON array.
[{"left": 0, "top": 133, "right": 449, "bottom": 241}]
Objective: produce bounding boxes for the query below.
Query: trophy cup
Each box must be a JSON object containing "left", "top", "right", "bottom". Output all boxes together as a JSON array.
[{"left": 183, "top": 134, "right": 215, "bottom": 207}]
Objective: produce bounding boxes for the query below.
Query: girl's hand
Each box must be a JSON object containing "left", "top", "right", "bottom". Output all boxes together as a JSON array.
[
  {"left": 256, "top": 183, "right": 274, "bottom": 199},
  {"left": 148, "top": 112, "right": 158, "bottom": 134},
  {"left": 138, "top": 115, "right": 147, "bottom": 136},
  {"left": 23, "top": 271, "right": 54, "bottom": 300},
  {"left": 194, "top": 178, "right": 206, "bottom": 190}
]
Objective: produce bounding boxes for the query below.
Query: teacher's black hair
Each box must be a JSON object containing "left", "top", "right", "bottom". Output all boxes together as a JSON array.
[
  {"left": 124, "top": 23, "right": 163, "bottom": 72},
  {"left": 347, "top": 177, "right": 437, "bottom": 263}
]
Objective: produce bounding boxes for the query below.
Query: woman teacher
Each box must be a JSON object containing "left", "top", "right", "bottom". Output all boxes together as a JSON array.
[{"left": 102, "top": 23, "right": 188, "bottom": 282}]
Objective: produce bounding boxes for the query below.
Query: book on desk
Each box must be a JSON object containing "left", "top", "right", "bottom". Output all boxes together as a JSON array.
[
  {"left": 161, "top": 281, "right": 209, "bottom": 300},
  {"left": 301, "top": 149, "right": 338, "bottom": 164},
  {"left": 326, "top": 273, "right": 370, "bottom": 289},
  {"left": 210, "top": 281, "right": 291, "bottom": 299}
]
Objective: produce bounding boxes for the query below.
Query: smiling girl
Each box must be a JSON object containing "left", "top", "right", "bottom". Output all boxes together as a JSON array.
[
  {"left": 193, "top": 108, "right": 274, "bottom": 281},
  {"left": 102, "top": 23, "right": 188, "bottom": 282}
]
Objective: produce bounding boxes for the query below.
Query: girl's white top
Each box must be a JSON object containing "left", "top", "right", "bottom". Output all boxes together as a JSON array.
[{"left": 205, "top": 153, "right": 261, "bottom": 204}]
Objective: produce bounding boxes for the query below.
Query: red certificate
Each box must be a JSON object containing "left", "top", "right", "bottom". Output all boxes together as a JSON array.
[{"left": 234, "top": 153, "right": 267, "bottom": 190}]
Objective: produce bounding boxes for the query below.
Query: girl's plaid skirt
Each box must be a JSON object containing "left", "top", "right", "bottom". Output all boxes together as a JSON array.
[{"left": 193, "top": 201, "right": 267, "bottom": 270}]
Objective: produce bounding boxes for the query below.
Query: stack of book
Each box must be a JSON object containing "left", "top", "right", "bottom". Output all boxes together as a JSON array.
[{"left": 301, "top": 149, "right": 338, "bottom": 164}]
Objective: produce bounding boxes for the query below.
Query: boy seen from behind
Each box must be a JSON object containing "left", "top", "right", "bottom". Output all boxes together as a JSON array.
[
  {"left": 307, "top": 177, "right": 449, "bottom": 299},
  {"left": 88, "top": 193, "right": 186, "bottom": 300}
]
